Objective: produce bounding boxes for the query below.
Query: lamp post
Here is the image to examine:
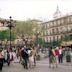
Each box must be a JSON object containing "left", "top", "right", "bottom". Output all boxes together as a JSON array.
[{"left": 7, "top": 16, "right": 15, "bottom": 50}]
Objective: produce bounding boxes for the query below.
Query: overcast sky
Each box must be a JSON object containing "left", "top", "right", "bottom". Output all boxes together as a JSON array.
[{"left": 0, "top": 0, "right": 72, "bottom": 21}]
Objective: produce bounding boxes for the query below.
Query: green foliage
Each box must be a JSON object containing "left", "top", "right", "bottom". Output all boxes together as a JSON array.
[
  {"left": 50, "top": 40, "right": 61, "bottom": 47},
  {"left": 0, "top": 30, "right": 9, "bottom": 40},
  {"left": 63, "top": 35, "right": 70, "bottom": 41},
  {"left": 70, "top": 35, "right": 72, "bottom": 40},
  {"left": 34, "top": 37, "right": 45, "bottom": 47},
  {"left": 43, "top": 42, "right": 49, "bottom": 48},
  {"left": 14, "top": 20, "right": 39, "bottom": 36},
  {"left": 0, "top": 30, "right": 16, "bottom": 40},
  {"left": 43, "top": 40, "right": 62, "bottom": 48},
  {"left": 34, "top": 38, "right": 61, "bottom": 48},
  {"left": 38, "top": 38, "right": 44, "bottom": 45}
]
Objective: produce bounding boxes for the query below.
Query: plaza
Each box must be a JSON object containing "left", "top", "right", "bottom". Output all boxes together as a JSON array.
[{"left": 2, "top": 58, "right": 72, "bottom": 72}]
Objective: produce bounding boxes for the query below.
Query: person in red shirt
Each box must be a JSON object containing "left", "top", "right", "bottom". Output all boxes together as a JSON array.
[
  {"left": 54, "top": 47, "right": 59, "bottom": 56},
  {"left": 16, "top": 47, "right": 21, "bottom": 59},
  {"left": 54, "top": 47, "right": 59, "bottom": 67}
]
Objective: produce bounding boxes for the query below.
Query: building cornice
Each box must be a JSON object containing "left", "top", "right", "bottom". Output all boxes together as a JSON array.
[{"left": 42, "top": 14, "right": 72, "bottom": 24}]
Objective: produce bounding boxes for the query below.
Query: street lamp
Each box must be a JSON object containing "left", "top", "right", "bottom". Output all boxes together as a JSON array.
[{"left": 7, "top": 16, "right": 15, "bottom": 50}]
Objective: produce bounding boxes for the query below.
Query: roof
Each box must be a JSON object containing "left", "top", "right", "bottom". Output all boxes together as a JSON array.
[
  {"left": 30, "top": 19, "right": 43, "bottom": 22},
  {"left": 42, "top": 14, "right": 72, "bottom": 24}
]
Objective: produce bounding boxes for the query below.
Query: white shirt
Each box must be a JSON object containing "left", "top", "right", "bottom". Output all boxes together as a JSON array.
[{"left": 59, "top": 49, "right": 62, "bottom": 54}]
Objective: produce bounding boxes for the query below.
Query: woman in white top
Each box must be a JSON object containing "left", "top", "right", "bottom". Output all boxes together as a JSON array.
[{"left": 28, "top": 48, "right": 34, "bottom": 68}]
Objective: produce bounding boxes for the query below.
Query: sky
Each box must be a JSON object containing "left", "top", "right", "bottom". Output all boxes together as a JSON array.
[{"left": 0, "top": 0, "right": 72, "bottom": 21}]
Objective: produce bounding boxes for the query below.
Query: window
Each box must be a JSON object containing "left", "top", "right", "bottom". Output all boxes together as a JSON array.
[
  {"left": 70, "top": 34, "right": 72, "bottom": 40},
  {"left": 50, "top": 30, "right": 52, "bottom": 35},
  {"left": 44, "top": 31, "right": 47, "bottom": 35},
  {"left": 61, "top": 19, "right": 64, "bottom": 25},
  {"left": 52, "top": 22, "right": 54, "bottom": 27},
  {"left": 69, "top": 17, "right": 71, "bottom": 23},
  {"left": 57, "top": 20, "right": 60, "bottom": 25},
  {"left": 59, "top": 27, "right": 63, "bottom": 33},
  {"left": 57, "top": 35, "right": 59, "bottom": 41},
  {"left": 47, "top": 30, "right": 49, "bottom": 35},
  {"left": 50, "top": 37, "right": 51, "bottom": 42},
  {"left": 68, "top": 25, "right": 72, "bottom": 31},
  {"left": 67, "top": 17, "right": 70, "bottom": 23},
  {"left": 48, "top": 23, "right": 50, "bottom": 28},
  {"left": 45, "top": 37, "right": 47, "bottom": 42},
  {"left": 52, "top": 28, "right": 55, "bottom": 34},
  {"left": 56, "top": 28, "right": 59, "bottom": 33},
  {"left": 48, "top": 30, "right": 50, "bottom": 35},
  {"left": 53, "top": 36, "right": 55, "bottom": 41},
  {"left": 71, "top": 16, "right": 72, "bottom": 22},
  {"left": 50, "top": 22, "right": 53, "bottom": 27},
  {"left": 47, "top": 23, "right": 49, "bottom": 28},
  {"left": 44, "top": 24, "right": 47, "bottom": 29},
  {"left": 46, "top": 31, "right": 48, "bottom": 35},
  {"left": 54, "top": 21, "right": 56, "bottom": 26},
  {"left": 56, "top": 20, "right": 58, "bottom": 26},
  {"left": 61, "top": 35, "right": 63, "bottom": 40}
]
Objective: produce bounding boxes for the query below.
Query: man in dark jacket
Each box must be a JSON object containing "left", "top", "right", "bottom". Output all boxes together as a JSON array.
[
  {"left": 21, "top": 46, "right": 29, "bottom": 69},
  {"left": 0, "top": 49, "right": 3, "bottom": 71},
  {"left": 7, "top": 50, "right": 10, "bottom": 66}
]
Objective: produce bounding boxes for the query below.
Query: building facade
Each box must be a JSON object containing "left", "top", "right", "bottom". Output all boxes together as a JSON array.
[
  {"left": 0, "top": 19, "right": 8, "bottom": 30},
  {"left": 42, "top": 7, "right": 72, "bottom": 43}
]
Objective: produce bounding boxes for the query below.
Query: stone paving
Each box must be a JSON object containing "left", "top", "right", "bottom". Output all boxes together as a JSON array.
[{"left": 2, "top": 58, "right": 72, "bottom": 72}]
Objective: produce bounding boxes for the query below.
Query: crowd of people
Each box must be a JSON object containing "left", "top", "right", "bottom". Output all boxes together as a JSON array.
[
  {"left": 48, "top": 46, "right": 72, "bottom": 68},
  {"left": 20, "top": 46, "right": 37, "bottom": 69},
  {"left": 0, "top": 48, "right": 13, "bottom": 71},
  {"left": 0, "top": 45, "right": 72, "bottom": 71},
  {"left": 0, "top": 45, "right": 37, "bottom": 71}
]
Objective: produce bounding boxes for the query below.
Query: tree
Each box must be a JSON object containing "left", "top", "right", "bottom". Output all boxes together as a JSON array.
[
  {"left": 13, "top": 20, "right": 40, "bottom": 37},
  {"left": 0, "top": 30, "right": 16, "bottom": 40},
  {"left": 69, "top": 34, "right": 72, "bottom": 40},
  {"left": 63, "top": 35, "right": 70, "bottom": 41}
]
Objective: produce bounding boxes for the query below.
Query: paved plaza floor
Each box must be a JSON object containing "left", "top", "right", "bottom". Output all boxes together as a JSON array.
[{"left": 2, "top": 58, "right": 72, "bottom": 72}]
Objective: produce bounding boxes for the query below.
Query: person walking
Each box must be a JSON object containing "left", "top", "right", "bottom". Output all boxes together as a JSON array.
[
  {"left": 58, "top": 47, "right": 63, "bottom": 63},
  {"left": 0, "top": 49, "right": 3, "bottom": 71},
  {"left": 54, "top": 47, "right": 59, "bottom": 67},
  {"left": 32, "top": 47, "right": 37, "bottom": 67},
  {"left": 21, "top": 46, "right": 29, "bottom": 69},
  {"left": 7, "top": 50, "right": 10, "bottom": 66},
  {"left": 48, "top": 47, "right": 55, "bottom": 68},
  {"left": 28, "top": 47, "right": 36, "bottom": 68},
  {"left": 28, "top": 48, "right": 33, "bottom": 68}
]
